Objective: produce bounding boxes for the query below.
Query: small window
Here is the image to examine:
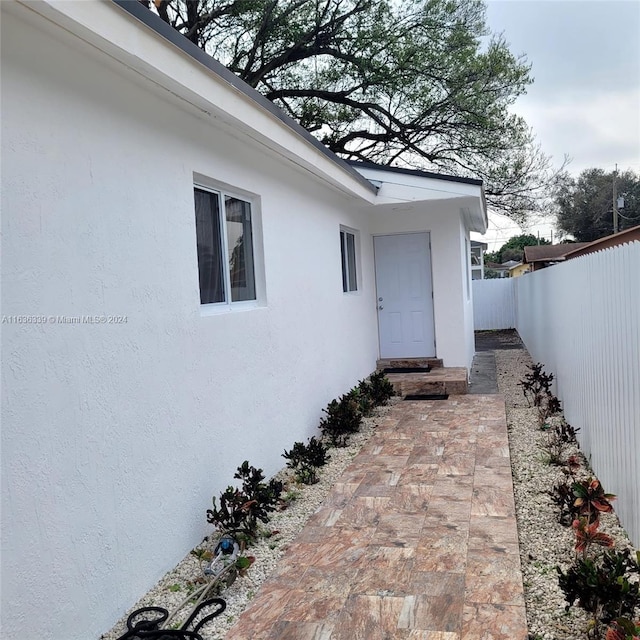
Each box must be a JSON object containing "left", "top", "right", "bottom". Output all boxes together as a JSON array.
[
  {"left": 194, "top": 186, "right": 256, "bottom": 305},
  {"left": 340, "top": 227, "right": 358, "bottom": 293}
]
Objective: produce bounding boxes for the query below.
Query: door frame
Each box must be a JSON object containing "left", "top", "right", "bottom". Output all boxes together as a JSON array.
[{"left": 372, "top": 230, "right": 436, "bottom": 359}]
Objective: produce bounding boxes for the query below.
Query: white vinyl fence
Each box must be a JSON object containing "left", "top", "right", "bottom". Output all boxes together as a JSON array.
[
  {"left": 472, "top": 278, "right": 517, "bottom": 330},
  {"left": 515, "top": 241, "right": 640, "bottom": 548}
]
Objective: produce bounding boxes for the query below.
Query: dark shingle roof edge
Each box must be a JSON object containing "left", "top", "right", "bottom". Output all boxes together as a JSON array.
[
  {"left": 111, "top": 0, "right": 377, "bottom": 195},
  {"left": 346, "top": 160, "right": 484, "bottom": 186},
  {"left": 524, "top": 243, "right": 591, "bottom": 262}
]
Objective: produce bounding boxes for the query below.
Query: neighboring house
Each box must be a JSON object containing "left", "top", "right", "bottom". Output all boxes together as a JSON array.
[
  {"left": 563, "top": 225, "right": 640, "bottom": 260},
  {"left": 501, "top": 259, "right": 521, "bottom": 274},
  {"left": 508, "top": 262, "right": 530, "bottom": 278},
  {"left": 485, "top": 262, "right": 508, "bottom": 278},
  {"left": 1, "top": 2, "right": 487, "bottom": 639},
  {"left": 485, "top": 260, "right": 519, "bottom": 278},
  {"left": 524, "top": 242, "right": 590, "bottom": 271},
  {"left": 470, "top": 240, "right": 487, "bottom": 279}
]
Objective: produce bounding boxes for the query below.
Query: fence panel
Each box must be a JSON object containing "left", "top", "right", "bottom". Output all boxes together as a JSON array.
[
  {"left": 472, "top": 278, "right": 517, "bottom": 330},
  {"left": 515, "top": 241, "right": 640, "bottom": 548}
]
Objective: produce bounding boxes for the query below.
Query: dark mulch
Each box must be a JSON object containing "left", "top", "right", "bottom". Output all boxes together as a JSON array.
[{"left": 474, "top": 329, "right": 524, "bottom": 351}]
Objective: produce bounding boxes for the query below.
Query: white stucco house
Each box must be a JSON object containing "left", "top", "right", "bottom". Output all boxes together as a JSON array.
[{"left": 1, "top": 1, "right": 487, "bottom": 638}]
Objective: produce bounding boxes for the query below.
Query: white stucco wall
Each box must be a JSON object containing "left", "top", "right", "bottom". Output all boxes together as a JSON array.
[{"left": 1, "top": 8, "right": 379, "bottom": 639}]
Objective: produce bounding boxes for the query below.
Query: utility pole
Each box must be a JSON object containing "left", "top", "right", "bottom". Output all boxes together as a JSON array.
[{"left": 613, "top": 163, "right": 619, "bottom": 234}]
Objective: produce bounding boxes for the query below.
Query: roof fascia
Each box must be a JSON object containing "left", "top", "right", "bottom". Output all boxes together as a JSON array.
[
  {"left": 563, "top": 226, "right": 640, "bottom": 259},
  {"left": 347, "top": 160, "right": 483, "bottom": 186}
]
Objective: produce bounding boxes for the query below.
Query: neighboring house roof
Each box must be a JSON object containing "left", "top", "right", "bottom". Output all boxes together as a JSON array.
[
  {"left": 501, "top": 260, "right": 520, "bottom": 268},
  {"left": 564, "top": 226, "right": 640, "bottom": 260},
  {"left": 524, "top": 243, "right": 590, "bottom": 265}
]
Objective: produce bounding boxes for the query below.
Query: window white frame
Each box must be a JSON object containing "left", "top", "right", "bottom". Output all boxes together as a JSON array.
[
  {"left": 340, "top": 225, "right": 360, "bottom": 293},
  {"left": 194, "top": 181, "right": 260, "bottom": 310}
]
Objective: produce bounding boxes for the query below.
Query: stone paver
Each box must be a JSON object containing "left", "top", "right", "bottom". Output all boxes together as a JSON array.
[
  {"left": 386, "top": 368, "right": 469, "bottom": 397},
  {"left": 226, "top": 395, "right": 527, "bottom": 640}
]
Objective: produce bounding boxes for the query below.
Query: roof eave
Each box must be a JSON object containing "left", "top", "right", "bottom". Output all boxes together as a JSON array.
[{"left": 102, "top": 0, "right": 376, "bottom": 198}]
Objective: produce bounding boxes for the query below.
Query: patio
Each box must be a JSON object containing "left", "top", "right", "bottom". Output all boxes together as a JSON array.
[{"left": 225, "top": 393, "right": 528, "bottom": 640}]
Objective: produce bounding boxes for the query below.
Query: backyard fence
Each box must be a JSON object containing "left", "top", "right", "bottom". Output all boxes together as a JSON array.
[
  {"left": 472, "top": 278, "right": 516, "bottom": 330},
  {"left": 474, "top": 241, "right": 640, "bottom": 547}
]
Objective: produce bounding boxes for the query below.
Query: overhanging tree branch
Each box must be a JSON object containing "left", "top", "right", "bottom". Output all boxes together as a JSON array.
[{"left": 143, "top": 0, "right": 559, "bottom": 221}]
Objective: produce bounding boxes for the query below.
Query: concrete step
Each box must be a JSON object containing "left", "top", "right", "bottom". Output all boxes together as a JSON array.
[
  {"left": 384, "top": 366, "right": 468, "bottom": 397},
  {"left": 377, "top": 357, "right": 444, "bottom": 370}
]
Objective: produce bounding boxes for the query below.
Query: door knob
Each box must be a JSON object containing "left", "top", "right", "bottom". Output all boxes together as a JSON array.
[
  {"left": 378, "top": 297, "right": 383, "bottom": 302},
  {"left": 378, "top": 305, "right": 384, "bottom": 310}
]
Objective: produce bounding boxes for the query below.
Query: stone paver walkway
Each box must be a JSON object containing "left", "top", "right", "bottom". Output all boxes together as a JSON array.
[{"left": 226, "top": 395, "right": 528, "bottom": 640}]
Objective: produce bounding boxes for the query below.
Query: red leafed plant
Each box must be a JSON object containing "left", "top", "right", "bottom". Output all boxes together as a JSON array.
[
  {"left": 606, "top": 618, "right": 640, "bottom": 640},
  {"left": 572, "top": 517, "right": 614, "bottom": 558},
  {"left": 573, "top": 477, "right": 616, "bottom": 523},
  {"left": 566, "top": 455, "right": 581, "bottom": 476}
]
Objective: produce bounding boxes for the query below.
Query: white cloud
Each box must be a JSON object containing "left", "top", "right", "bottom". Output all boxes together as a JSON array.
[{"left": 514, "top": 88, "right": 640, "bottom": 174}]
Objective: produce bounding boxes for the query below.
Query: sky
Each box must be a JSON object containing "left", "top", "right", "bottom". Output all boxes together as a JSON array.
[{"left": 471, "top": 0, "right": 640, "bottom": 251}]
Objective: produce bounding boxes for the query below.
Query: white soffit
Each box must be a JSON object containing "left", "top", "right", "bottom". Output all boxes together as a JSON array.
[{"left": 353, "top": 165, "right": 488, "bottom": 233}]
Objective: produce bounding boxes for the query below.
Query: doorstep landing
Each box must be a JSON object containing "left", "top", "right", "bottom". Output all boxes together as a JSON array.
[{"left": 385, "top": 367, "right": 469, "bottom": 397}]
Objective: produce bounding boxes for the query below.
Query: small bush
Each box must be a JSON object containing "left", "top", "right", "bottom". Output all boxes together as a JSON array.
[
  {"left": 549, "top": 477, "right": 616, "bottom": 528},
  {"left": 558, "top": 549, "right": 640, "bottom": 626},
  {"left": 283, "top": 436, "right": 330, "bottom": 484},
  {"left": 573, "top": 477, "right": 616, "bottom": 524},
  {"left": 366, "top": 371, "right": 395, "bottom": 406},
  {"left": 520, "top": 362, "right": 554, "bottom": 407},
  {"left": 206, "top": 461, "right": 283, "bottom": 540},
  {"left": 352, "top": 382, "right": 375, "bottom": 417},
  {"left": 549, "top": 481, "right": 579, "bottom": 527},
  {"left": 542, "top": 420, "right": 580, "bottom": 466},
  {"left": 319, "top": 394, "right": 362, "bottom": 447},
  {"left": 538, "top": 394, "right": 562, "bottom": 424},
  {"left": 572, "top": 517, "right": 614, "bottom": 558}
]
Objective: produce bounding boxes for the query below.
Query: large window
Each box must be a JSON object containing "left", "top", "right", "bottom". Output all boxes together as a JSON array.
[
  {"left": 194, "top": 186, "right": 256, "bottom": 305},
  {"left": 340, "top": 227, "right": 359, "bottom": 293}
]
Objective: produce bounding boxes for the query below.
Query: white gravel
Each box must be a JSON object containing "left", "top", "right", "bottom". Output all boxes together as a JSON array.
[
  {"left": 496, "top": 349, "right": 638, "bottom": 640},
  {"left": 102, "top": 349, "right": 638, "bottom": 640}
]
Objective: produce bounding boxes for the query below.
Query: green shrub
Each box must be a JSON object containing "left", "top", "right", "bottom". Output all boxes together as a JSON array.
[
  {"left": 206, "top": 461, "right": 283, "bottom": 540},
  {"left": 352, "top": 382, "right": 375, "bottom": 417},
  {"left": 365, "top": 371, "right": 395, "bottom": 406},
  {"left": 283, "top": 436, "right": 330, "bottom": 484},
  {"left": 558, "top": 549, "right": 640, "bottom": 627},
  {"left": 319, "top": 394, "right": 362, "bottom": 447}
]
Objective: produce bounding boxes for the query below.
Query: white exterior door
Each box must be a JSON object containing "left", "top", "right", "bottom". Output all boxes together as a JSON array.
[{"left": 374, "top": 233, "right": 436, "bottom": 358}]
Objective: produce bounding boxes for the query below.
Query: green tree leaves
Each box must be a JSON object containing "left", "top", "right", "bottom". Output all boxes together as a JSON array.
[
  {"left": 485, "top": 233, "right": 549, "bottom": 264},
  {"left": 555, "top": 168, "right": 640, "bottom": 242},
  {"left": 147, "top": 0, "right": 562, "bottom": 220}
]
